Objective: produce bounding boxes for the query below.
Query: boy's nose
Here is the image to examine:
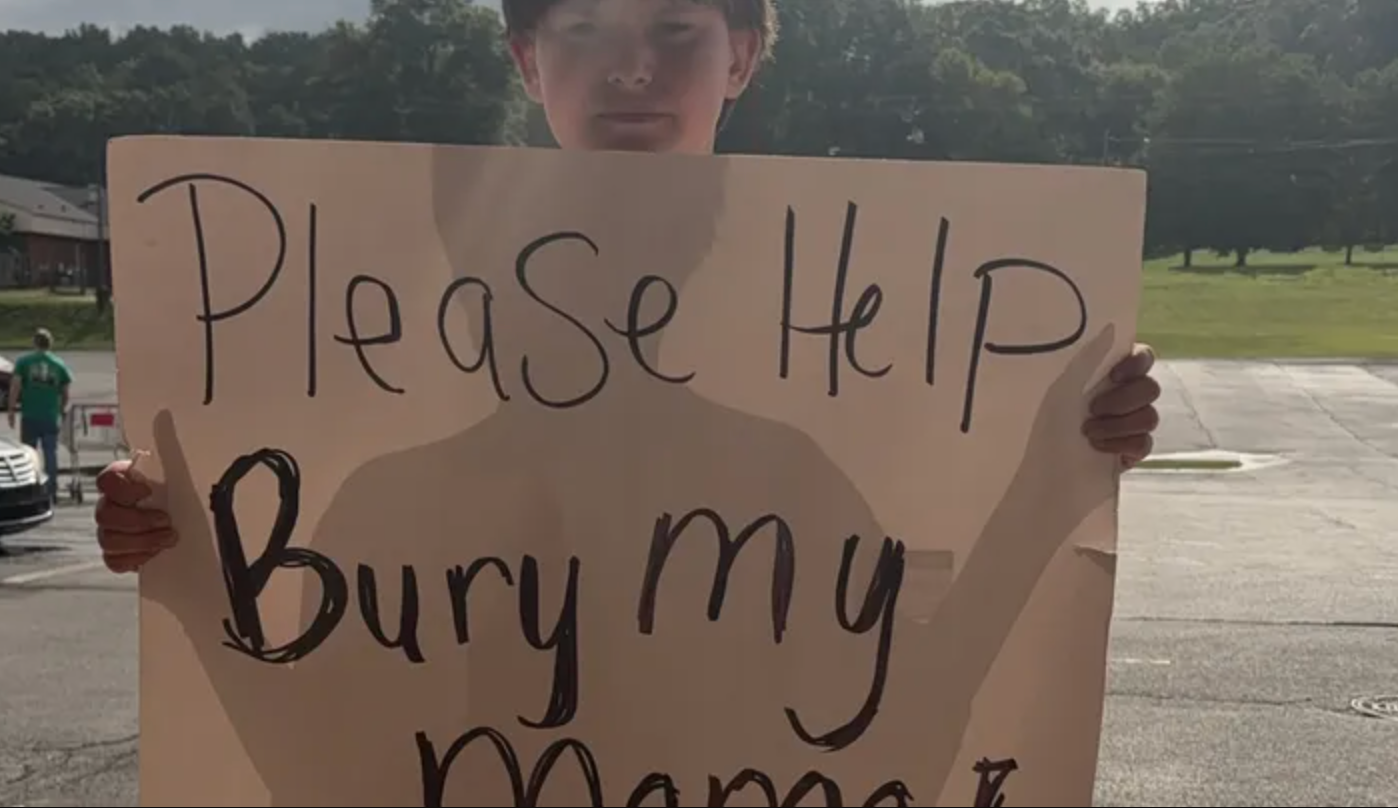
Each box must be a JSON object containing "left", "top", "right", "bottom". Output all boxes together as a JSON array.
[{"left": 607, "top": 38, "right": 657, "bottom": 88}]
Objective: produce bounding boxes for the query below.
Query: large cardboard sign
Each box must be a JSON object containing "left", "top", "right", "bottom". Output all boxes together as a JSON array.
[{"left": 107, "top": 136, "right": 1146, "bottom": 807}]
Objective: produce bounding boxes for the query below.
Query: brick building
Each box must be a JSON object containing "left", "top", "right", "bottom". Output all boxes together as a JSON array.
[{"left": 0, "top": 173, "right": 108, "bottom": 290}]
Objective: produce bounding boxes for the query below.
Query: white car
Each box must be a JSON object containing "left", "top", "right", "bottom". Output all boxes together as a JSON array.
[
  {"left": 0, "top": 435, "right": 53, "bottom": 536},
  {"left": 0, "top": 353, "right": 12, "bottom": 411}
]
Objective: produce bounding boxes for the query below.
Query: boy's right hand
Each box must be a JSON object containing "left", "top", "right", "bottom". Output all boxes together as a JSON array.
[{"left": 95, "top": 458, "right": 178, "bottom": 573}]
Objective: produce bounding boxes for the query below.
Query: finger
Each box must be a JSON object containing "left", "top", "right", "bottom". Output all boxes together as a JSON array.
[
  {"left": 95, "top": 496, "right": 172, "bottom": 534},
  {"left": 106, "top": 550, "right": 161, "bottom": 574},
  {"left": 1083, "top": 406, "right": 1160, "bottom": 442},
  {"left": 1090, "top": 433, "right": 1154, "bottom": 462},
  {"left": 1111, "top": 342, "right": 1156, "bottom": 382},
  {"left": 152, "top": 409, "right": 198, "bottom": 510},
  {"left": 1090, "top": 375, "right": 1162, "bottom": 418},
  {"left": 96, "top": 461, "right": 154, "bottom": 508},
  {"left": 1120, "top": 440, "right": 1154, "bottom": 470},
  {"left": 98, "top": 527, "right": 178, "bottom": 556},
  {"left": 1049, "top": 324, "right": 1117, "bottom": 405}
]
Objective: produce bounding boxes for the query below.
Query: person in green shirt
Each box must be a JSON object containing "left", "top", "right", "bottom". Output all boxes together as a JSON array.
[{"left": 6, "top": 328, "right": 72, "bottom": 502}]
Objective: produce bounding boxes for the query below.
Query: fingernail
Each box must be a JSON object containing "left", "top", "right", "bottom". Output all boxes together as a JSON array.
[{"left": 128, "top": 451, "right": 153, "bottom": 483}]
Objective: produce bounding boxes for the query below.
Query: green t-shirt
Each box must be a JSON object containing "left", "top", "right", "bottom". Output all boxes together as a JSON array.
[{"left": 14, "top": 351, "right": 72, "bottom": 427}]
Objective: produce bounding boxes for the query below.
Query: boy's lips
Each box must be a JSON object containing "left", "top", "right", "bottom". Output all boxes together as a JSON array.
[{"left": 596, "top": 112, "right": 673, "bottom": 124}]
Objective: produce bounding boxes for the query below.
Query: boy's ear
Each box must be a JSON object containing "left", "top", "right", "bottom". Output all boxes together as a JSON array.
[
  {"left": 726, "top": 29, "right": 762, "bottom": 99},
  {"left": 508, "top": 35, "right": 545, "bottom": 103}
]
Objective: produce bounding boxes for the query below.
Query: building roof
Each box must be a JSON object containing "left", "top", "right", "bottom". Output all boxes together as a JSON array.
[{"left": 0, "top": 173, "right": 101, "bottom": 242}]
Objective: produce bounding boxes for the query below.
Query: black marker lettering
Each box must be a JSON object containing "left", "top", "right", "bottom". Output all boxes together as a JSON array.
[
  {"left": 136, "top": 174, "right": 287, "bottom": 406},
  {"left": 782, "top": 772, "right": 843, "bottom": 806},
  {"left": 627, "top": 774, "right": 681, "bottom": 807},
  {"left": 517, "top": 556, "right": 580, "bottom": 730},
  {"left": 517, "top": 231, "right": 609, "bottom": 409},
  {"left": 707, "top": 770, "right": 843, "bottom": 807},
  {"left": 972, "top": 758, "right": 1019, "bottom": 808},
  {"left": 416, "top": 728, "right": 604, "bottom": 808},
  {"left": 605, "top": 275, "right": 694, "bottom": 385},
  {"left": 417, "top": 727, "right": 524, "bottom": 807},
  {"left": 963, "top": 259, "right": 1086, "bottom": 433},
  {"left": 357, "top": 564, "right": 425, "bottom": 664},
  {"left": 308, "top": 203, "right": 318, "bottom": 397},
  {"left": 525, "top": 738, "right": 605, "bottom": 806},
  {"left": 862, "top": 781, "right": 913, "bottom": 807},
  {"left": 447, "top": 557, "right": 515, "bottom": 645},
  {"left": 209, "top": 448, "right": 347, "bottom": 663},
  {"left": 786, "top": 536, "right": 905, "bottom": 752},
  {"left": 438, "top": 276, "right": 510, "bottom": 402},
  {"left": 637, "top": 509, "right": 795, "bottom": 644},
  {"left": 335, "top": 274, "right": 404, "bottom": 394},
  {"left": 925, "top": 217, "right": 950, "bottom": 387},
  {"left": 709, "top": 770, "right": 779, "bottom": 806},
  {"left": 779, "top": 203, "right": 890, "bottom": 397},
  {"left": 419, "top": 726, "right": 908, "bottom": 808}
]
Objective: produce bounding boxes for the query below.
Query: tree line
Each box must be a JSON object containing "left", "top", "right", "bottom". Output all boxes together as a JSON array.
[{"left": 1, "top": 0, "right": 1395, "bottom": 265}]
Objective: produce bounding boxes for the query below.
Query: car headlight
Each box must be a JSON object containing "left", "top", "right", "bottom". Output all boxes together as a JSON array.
[{"left": 19, "top": 443, "right": 46, "bottom": 482}]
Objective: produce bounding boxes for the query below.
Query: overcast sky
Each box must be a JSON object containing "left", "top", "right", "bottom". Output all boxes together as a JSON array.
[{"left": 1, "top": 0, "right": 1146, "bottom": 37}]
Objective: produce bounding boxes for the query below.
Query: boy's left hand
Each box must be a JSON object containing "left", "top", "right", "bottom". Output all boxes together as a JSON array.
[{"left": 1083, "top": 343, "right": 1161, "bottom": 470}]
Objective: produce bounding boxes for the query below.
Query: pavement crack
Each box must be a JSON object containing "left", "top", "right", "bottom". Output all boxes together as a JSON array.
[
  {"left": 1116, "top": 615, "right": 1398, "bottom": 629},
  {"left": 1311, "top": 505, "right": 1361, "bottom": 531},
  {"left": 40, "top": 733, "right": 138, "bottom": 756},
  {"left": 3, "top": 762, "right": 36, "bottom": 787},
  {"left": 1278, "top": 366, "right": 1398, "bottom": 487},
  {"left": 1109, "top": 690, "right": 1351, "bottom": 716},
  {"left": 1164, "top": 363, "right": 1219, "bottom": 449}
]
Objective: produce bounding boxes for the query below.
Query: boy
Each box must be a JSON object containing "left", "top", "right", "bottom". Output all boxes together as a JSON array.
[{"left": 94, "top": 0, "right": 1161, "bottom": 568}]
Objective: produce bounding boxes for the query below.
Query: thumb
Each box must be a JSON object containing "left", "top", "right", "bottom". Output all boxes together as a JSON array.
[
  {"left": 1050, "top": 323, "right": 1118, "bottom": 406},
  {"left": 1023, "top": 323, "right": 1120, "bottom": 464},
  {"left": 151, "top": 408, "right": 205, "bottom": 529}
]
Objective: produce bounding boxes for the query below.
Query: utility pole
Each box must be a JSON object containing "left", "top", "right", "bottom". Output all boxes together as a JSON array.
[{"left": 92, "top": 149, "right": 110, "bottom": 314}]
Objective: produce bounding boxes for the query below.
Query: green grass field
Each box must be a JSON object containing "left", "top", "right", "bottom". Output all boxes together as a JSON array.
[
  {"left": 0, "top": 288, "right": 114, "bottom": 351},
  {"left": 1136, "top": 246, "right": 1398, "bottom": 359},
  {"left": 2, "top": 245, "right": 1396, "bottom": 358}
]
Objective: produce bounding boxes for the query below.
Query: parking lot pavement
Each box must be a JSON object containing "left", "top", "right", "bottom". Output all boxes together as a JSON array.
[
  {"left": 0, "top": 507, "right": 135, "bottom": 808},
  {"left": 2, "top": 356, "right": 1397, "bottom": 806}
]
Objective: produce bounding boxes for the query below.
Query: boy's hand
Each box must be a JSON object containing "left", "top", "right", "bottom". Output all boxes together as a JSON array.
[
  {"left": 1082, "top": 342, "right": 1161, "bottom": 470},
  {"left": 95, "top": 457, "right": 178, "bottom": 573}
]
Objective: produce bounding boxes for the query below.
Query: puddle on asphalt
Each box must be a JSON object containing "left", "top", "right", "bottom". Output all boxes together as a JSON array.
[{"left": 1132, "top": 449, "right": 1289, "bottom": 474}]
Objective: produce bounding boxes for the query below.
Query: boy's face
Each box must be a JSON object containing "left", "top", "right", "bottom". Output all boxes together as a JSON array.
[{"left": 510, "top": 0, "right": 761, "bottom": 154}]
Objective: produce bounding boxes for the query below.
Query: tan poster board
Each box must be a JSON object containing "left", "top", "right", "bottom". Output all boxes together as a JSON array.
[{"left": 106, "top": 135, "right": 1146, "bottom": 807}]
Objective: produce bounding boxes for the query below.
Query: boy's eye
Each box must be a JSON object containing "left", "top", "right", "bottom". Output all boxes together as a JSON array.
[
  {"left": 563, "top": 21, "right": 598, "bottom": 36},
  {"left": 656, "top": 21, "right": 698, "bottom": 38}
]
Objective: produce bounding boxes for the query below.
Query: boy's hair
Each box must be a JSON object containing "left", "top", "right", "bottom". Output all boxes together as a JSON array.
[{"left": 503, "top": 0, "right": 779, "bottom": 62}]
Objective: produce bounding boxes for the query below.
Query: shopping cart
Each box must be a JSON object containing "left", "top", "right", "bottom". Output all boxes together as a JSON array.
[{"left": 61, "top": 403, "right": 127, "bottom": 503}]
